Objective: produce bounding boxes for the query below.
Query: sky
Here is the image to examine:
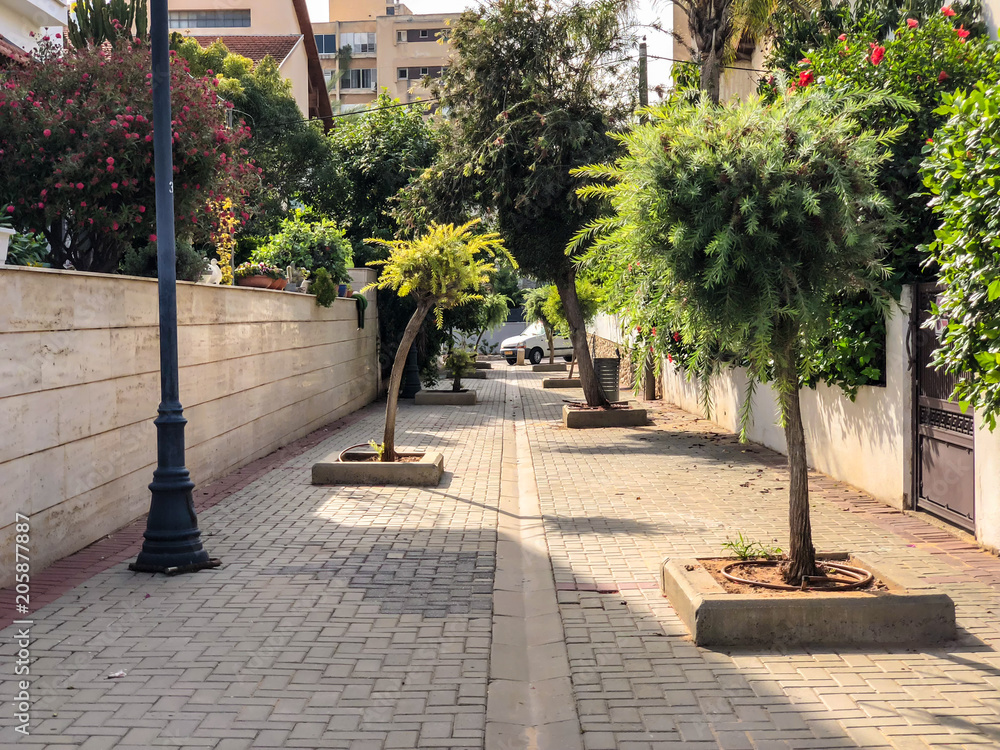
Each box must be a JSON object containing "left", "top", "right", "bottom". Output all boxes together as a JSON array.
[{"left": 305, "top": 0, "right": 676, "bottom": 91}]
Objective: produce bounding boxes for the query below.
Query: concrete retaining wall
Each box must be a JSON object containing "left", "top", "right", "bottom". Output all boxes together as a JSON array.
[{"left": 0, "top": 267, "right": 378, "bottom": 586}]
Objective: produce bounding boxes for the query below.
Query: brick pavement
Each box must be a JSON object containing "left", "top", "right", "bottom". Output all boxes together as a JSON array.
[
  {"left": 2, "top": 365, "right": 1000, "bottom": 748},
  {"left": 519, "top": 372, "right": 1000, "bottom": 750}
]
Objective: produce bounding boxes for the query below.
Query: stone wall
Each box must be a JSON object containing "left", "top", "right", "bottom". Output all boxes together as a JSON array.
[{"left": 0, "top": 267, "right": 378, "bottom": 586}]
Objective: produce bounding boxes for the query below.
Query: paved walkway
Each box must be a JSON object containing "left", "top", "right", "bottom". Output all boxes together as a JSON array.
[{"left": 3, "top": 366, "right": 1000, "bottom": 749}]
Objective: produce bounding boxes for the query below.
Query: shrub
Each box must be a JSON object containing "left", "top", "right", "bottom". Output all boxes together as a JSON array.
[
  {"left": 0, "top": 40, "right": 256, "bottom": 272},
  {"left": 921, "top": 83, "right": 1000, "bottom": 426},
  {"left": 119, "top": 239, "right": 209, "bottom": 282},
  {"left": 252, "top": 211, "right": 353, "bottom": 282},
  {"left": 310, "top": 267, "right": 338, "bottom": 308}
]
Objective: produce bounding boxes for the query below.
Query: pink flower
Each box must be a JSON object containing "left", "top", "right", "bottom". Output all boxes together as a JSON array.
[
  {"left": 798, "top": 57, "right": 811, "bottom": 66},
  {"left": 907, "top": 18, "right": 919, "bottom": 28},
  {"left": 5, "top": 206, "right": 13, "bottom": 213},
  {"left": 938, "top": 70, "right": 950, "bottom": 82},
  {"left": 111, "top": 182, "right": 119, "bottom": 189},
  {"left": 942, "top": 5, "right": 956, "bottom": 16},
  {"left": 148, "top": 234, "right": 157, "bottom": 242},
  {"left": 869, "top": 44, "right": 886, "bottom": 66},
  {"left": 80, "top": 201, "right": 87, "bottom": 207},
  {"left": 837, "top": 33, "right": 847, "bottom": 41},
  {"left": 76, "top": 183, "right": 84, "bottom": 190},
  {"left": 106, "top": 157, "right": 114, "bottom": 165},
  {"left": 43, "top": 128, "right": 51, "bottom": 137},
  {"left": 138, "top": 206, "right": 145, "bottom": 213},
  {"left": 112, "top": 222, "right": 119, "bottom": 231}
]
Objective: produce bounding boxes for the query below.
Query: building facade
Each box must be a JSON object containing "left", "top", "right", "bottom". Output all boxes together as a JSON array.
[
  {"left": 313, "top": 0, "right": 460, "bottom": 108},
  {"left": 0, "top": 0, "right": 67, "bottom": 64},
  {"left": 165, "top": 0, "right": 332, "bottom": 123}
]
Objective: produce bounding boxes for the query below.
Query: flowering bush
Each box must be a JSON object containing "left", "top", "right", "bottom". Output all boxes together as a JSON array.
[
  {"left": 0, "top": 39, "right": 257, "bottom": 272},
  {"left": 209, "top": 198, "right": 239, "bottom": 285},
  {"left": 234, "top": 261, "right": 283, "bottom": 280}
]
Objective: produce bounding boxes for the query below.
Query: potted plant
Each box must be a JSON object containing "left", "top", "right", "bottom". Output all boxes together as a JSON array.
[
  {"left": 312, "top": 220, "right": 513, "bottom": 484},
  {"left": 234, "top": 261, "right": 283, "bottom": 288}
]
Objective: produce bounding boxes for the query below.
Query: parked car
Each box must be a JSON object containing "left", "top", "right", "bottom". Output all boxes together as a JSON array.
[{"left": 500, "top": 322, "right": 574, "bottom": 365}]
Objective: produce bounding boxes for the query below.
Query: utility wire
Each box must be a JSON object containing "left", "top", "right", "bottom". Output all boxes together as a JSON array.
[{"left": 249, "top": 96, "right": 441, "bottom": 132}]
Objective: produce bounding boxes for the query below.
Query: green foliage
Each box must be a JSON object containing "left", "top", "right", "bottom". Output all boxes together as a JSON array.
[
  {"left": 310, "top": 267, "right": 338, "bottom": 308},
  {"left": 766, "top": 11, "right": 998, "bottom": 274},
  {"left": 68, "top": 0, "right": 149, "bottom": 49},
  {"left": 367, "top": 440, "right": 386, "bottom": 461},
  {"left": 321, "top": 91, "right": 437, "bottom": 265},
  {"left": 252, "top": 211, "right": 353, "bottom": 283},
  {"left": 575, "top": 87, "right": 900, "bottom": 420},
  {"left": 234, "top": 261, "right": 283, "bottom": 280},
  {"left": 765, "top": 0, "right": 987, "bottom": 77},
  {"left": 0, "top": 41, "right": 254, "bottom": 273},
  {"left": 171, "top": 37, "right": 335, "bottom": 228},
  {"left": 722, "top": 532, "right": 783, "bottom": 560},
  {"left": 366, "top": 220, "right": 515, "bottom": 328},
  {"left": 921, "top": 83, "right": 1000, "bottom": 428},
  {"left": 445, "top": 348, "right": 475, "bottom": 391},
  {"left": 119, "top": 239, "right": 209, "bottom": 282},
  {"left": 0, "top": 219, "right": 49, "bottom": 266},
  {"left": 541, "top": 279, "right": 604, "bottom": 338},
  {"left": 395, "top": 0, "right": 635, "bottom": 284}
]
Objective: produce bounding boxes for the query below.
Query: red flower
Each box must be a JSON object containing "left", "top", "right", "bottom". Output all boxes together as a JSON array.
[
  {"left": 907, "top": 18, "right": 919, "bottom": 28},
  {"left": 149, "top": 234, "right": 157, "bottom": 242},
  {"left": 926, "top": 138, "right": 934, "bottom": 145},
  {"left": 667, "top": 353, "right": 673, "bottom": 364},
  {"left": 673, "top": 332, "right": 681, "bottom": 342},
  {"left": 106, "top": 157, "right": 114, "bottom": 165},
  {"left": 76, "top": 183, "right": 84, "bottom": 190},
  {"left": 942, "top": 5, "right": 956, "bottom": 16},
  {"left": 956, "top": 25, "right": 969, "bottom": 39},
  {"left": 5, "top": 205, "right": 13, "bottom": 214},
  {"left": 798, "top": 57, "right": 811, "bottom": 66},
  {"left": 43, "top": 128, "right": 51, "bottom": 137},
  {"left": 798, "top": 70, "right": 814, "bottom": 87},
  {"left": 651, "top": 327, "right": 657, "bottom": 336},
  {"left": 869, "top": 44, "right": 886, "bottom": 65},
  {"left": 111, "top": 182, "right": 119, "bottom": 189},
  {"left": 938, "top": 70, "right": 950, "bottom": 82},
  {"left": 837, "top": 33, "right": 847, "bottom": 41}
]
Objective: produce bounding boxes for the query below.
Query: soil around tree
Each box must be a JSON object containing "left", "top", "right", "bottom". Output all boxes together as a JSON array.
[
  {"left": 341, "top": 454, "right": 422, "bottom": 464},
  {"left": 564, "top": 400, "right": 631, "bottom": 411},
  {"left": 699, "top": 557, "right": 888, "bottom": 596}
]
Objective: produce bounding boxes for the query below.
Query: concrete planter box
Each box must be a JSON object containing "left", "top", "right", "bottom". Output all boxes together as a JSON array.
[
  {"left": 562, "top": 404, "right": 648, "bottom": 428},
  {"left": 312, "top": 451, "right": 445, "bottom": 486},
  {"left": 532, "top": 363, "right": 567, "bottom": 373},
  {"left": 474, "top": 362, "right": 492, "bottom": 370},
  {"left": 543, "top": 378, "right": 581, "bottom": 389},
  {"left": 414, "top": 389, "right": 477, "bottom": 406},
  {"left": 659, "top": 553, "right": 957, "bottom": 648}
]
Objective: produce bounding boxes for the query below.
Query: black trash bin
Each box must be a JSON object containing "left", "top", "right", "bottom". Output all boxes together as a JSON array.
[{"left": 593, "top": 357, "right": 620, "bottom": 402}]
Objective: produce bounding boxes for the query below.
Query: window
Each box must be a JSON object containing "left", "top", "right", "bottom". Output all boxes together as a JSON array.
[
  {"left": 386, "top": 6, "right": 395, "bottom": 15},
  {"left": 168, "top": 10, "right": 251, "bottom": 29},
  {"left": 420, "top": 67, "right": 428, "bottom": 76},
  {"left": 396, "top": 30, "right": 405, "bottom": 42},
  {"left": 315, "top": 34, "right": 337, "bottom": 55},
  {"left": 340, "top": 32, "right": 376, "bottom": 54},
  {"left": 398, "top": 68, "right": 408, "bottom": 79},
  {"left": 340, "top": 68, "right": 377, "bottom": 89},
  {"left": 419, "top": 29, "right": 429, "bottom": 38}
]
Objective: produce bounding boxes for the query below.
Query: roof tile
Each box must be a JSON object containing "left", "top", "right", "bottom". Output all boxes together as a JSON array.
[{"left": 189, "top": 35, "right": 302, "bottom": 64}]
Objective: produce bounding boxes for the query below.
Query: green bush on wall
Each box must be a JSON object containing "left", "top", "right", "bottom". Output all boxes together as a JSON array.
[
  {"left": 922, "top": 83, "right": 1000, "bottom": 427},
  {"left": 252, "top": 210, "right": 353, "bottom": 283}
]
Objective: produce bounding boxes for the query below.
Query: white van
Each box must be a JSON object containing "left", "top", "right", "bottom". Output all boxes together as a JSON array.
[{"left": 500, "top": 322, "right": 574, "bottom": 365}]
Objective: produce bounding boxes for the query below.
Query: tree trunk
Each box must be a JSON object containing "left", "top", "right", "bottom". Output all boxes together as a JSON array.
[
  {"left": 382, "top": 300, "right": 432, "bottom": 462},
  {"left": 554, "top": 271, "right": 608, "bottom": 408},
  {"left": 567, "top": 353, "right": 576, "bottom": 379},
  {"left": 699, "top": 43, "right": 722, "bottom": 105},
  {"left": 776, "top": 332, "right": 818, "bottom": 584},
  {"left": 544, "top": 323, "right": 555, "bottom": 365}
]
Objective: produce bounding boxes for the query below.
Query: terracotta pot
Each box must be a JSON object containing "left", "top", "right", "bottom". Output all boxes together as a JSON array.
[
  {"left": 236, "top": 275, "right": 273, "bottom": 288},
  {"left": 270, "top": 278, "right": 288, "bottom": 290}
]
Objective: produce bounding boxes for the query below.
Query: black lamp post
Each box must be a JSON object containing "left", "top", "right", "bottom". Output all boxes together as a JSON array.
[
  {"left": 130, "top": 0, "right": 218, "bottom": 575},
  {"left": 401, "top": 346, "right": 422, "bottom": 398}
]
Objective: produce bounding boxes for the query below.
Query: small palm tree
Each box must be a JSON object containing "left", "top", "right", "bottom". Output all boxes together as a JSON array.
[{"left": 366, "top": 221, "right": 514, "bottom": 461}]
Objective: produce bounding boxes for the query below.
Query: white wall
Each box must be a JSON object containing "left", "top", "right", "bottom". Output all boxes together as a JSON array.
[
  {"left": 0, "top": 267, "right": 379, "bottom": 587},
  {"left": 596, "top": 287, "right": 914, "bottom": 508},
  {"left": 0, "top": 0, "right": 67, "bottom": 50}
]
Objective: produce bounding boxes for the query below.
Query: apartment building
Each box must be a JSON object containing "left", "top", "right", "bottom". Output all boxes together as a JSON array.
[
  {"left": 313, "top": 0, "right": 460, "bottom": 108},
  {"left": 0, "top": 0, "right": 67, "bottom": 64},
  {"left": 166, "top": 0, "right": 332, "bottom": 123}
]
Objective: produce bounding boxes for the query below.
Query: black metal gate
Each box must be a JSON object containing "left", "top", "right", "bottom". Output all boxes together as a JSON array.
[{"left": 913, "top": 283, "right": 975, "bottom": 530}]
